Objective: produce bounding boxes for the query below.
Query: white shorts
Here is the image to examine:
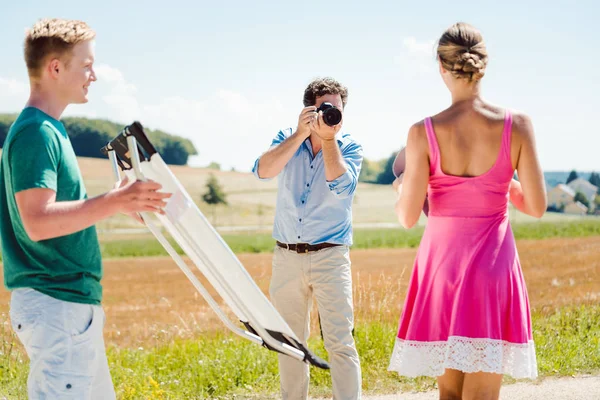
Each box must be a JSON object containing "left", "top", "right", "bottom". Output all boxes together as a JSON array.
[{"left": 9, "top": 288, "right": 116, "bottom": 399}]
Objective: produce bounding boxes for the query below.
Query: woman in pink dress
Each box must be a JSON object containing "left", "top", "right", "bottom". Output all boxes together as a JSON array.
[{"left": 388, "top": 22, "right": 547, "bottom": 399}]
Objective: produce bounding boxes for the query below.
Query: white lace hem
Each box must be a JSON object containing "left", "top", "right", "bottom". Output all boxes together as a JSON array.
[{"left": 388, "top": 336, "right": 538, "bottom": 379}]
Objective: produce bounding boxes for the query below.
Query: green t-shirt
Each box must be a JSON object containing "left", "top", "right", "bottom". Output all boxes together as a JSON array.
[{"left": 0, "top": 107, "right": 102, "bottom": 305}]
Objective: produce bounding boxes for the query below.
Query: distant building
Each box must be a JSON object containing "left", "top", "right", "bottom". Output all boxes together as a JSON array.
[
  {"left": 564, "top": 201, "right": 589, "bottom": 215},
  {"left": 547, "top": 184, "right": 575, "bottom": 209},
  {"left": 567, "top": 178, "right": 598, "bottom": 205}
]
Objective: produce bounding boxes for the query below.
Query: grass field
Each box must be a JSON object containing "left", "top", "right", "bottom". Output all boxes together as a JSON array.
[
  {"left": 1, "top": 235, "right": 599, "bottom": 398},
  {"left": 1, "top": 219, "right": 597, "bottom": 262},
  {"left": 3, "top": 306, "right": 599, "bottom": 399},
  {"left": 92, "top": 219, "right": 600, "bottom": 258}
]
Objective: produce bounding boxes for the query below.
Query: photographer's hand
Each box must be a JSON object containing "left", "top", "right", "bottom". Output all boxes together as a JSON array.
[
  {"left": 296, "top": 106, "right": 317, "bottom": 138},
  {"left": 311, "top": 112, "right": 342, "bottom": 141}
]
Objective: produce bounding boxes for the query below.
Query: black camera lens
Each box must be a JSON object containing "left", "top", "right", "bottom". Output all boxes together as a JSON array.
[
  {"left": 322, "top": 108, "right": 342, "bottom": 126},
  {"left": 316, "top": 102, "right": 342, "bottom": 126}
]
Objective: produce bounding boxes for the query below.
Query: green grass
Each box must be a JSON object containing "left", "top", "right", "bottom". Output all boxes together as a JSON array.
[
  {"left": 511, "top": 219, "right": 600, "bottom": 240},
  {"left": 95, "top": 219, "right": 600, "bottom": 258},
  {"left": 1, "top": 305, "right": 599, "bottom": 399},
  {"left": 534, "top": 306, "right": 600, "bottom": 375},
  {"left": 0, "top": 220, "right": 599, "bottom": 262}
]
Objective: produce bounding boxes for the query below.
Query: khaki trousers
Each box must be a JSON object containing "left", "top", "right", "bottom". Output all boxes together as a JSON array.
[{"left": 270, "top": 245, "right": 362, "bottom": 400}]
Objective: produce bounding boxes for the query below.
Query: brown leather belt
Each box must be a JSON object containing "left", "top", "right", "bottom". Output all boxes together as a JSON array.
[{"left": 276, "top": 241, "right": 340, "bottom": 254}]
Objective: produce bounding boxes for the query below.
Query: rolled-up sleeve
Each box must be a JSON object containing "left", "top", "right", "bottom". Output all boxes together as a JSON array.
[
  {"left": 327, "top": 140, "right": 363, "bottom": 199},
  {"left": 252, "top": 128, "right": 290, "bottom": 181}
]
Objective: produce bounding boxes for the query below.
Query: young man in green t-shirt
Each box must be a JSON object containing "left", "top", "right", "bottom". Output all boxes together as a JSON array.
[{"left": 0, "top": 18, "right": 170, "bottom": 398}]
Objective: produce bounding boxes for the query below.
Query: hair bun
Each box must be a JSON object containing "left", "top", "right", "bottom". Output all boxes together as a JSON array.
[
  {"left": 437, "top": 22, "right": 488, "bottom": 82},
  {"left": 457, "top": 52, "right": 485, "bottom": 73}
]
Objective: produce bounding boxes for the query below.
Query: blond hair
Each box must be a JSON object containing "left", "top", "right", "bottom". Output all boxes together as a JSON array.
[
  {"left": 24, "top": 18, "right": 96, "bottom": 79},
  {"left": 437, "top": 22, "right": 488, "bottom": 82}
]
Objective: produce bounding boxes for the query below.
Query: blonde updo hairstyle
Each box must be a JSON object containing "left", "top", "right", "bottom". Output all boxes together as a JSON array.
[{"left": 437, "top": 22, "right": 488, "bottom": 83}]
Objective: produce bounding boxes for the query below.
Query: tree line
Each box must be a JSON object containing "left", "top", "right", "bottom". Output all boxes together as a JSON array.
[
  {"left": 358, "top": 152, "right": 398, "bottom": 184},
  {"left": 0, "top": 114, "right": 197, "bottom": 166}
]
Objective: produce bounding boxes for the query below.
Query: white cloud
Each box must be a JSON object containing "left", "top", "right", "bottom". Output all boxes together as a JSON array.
[
  {"left": 0, "top": 77, "right": 28, "bottom": 97},
  {"left": 81, "top": 64, "right": 289, "bottom": 170},
  {"left": 94, "top": 64, "right": 127, "bottom": 84},
  {"left": 217, "top": 90, "right": 250, "bottom": 114},
  {"left": 94, "top": 63, "right": 140, "bottom": 122},
  {"left": 95, "top": 64, "right": 138, "bottom": 97},
  {"left": 0, "top": 76, "right": 28, "bottom": 112},
  {"left": 402, "top": 37, "right": 436, "bottom": 56},
  {"left": 394, "top": 37, "right": 437, "bottom": 78},
  {"left": 139, "top": 90, "right": 287, "bottom": 170}
]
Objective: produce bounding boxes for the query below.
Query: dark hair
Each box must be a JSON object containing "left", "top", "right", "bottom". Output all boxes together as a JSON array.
[
  {"left": 437, "top": 22, "right": 488, "bottom": 82},
  {"left": 303, "top": 77, "right": 348, "bottom": 107}
]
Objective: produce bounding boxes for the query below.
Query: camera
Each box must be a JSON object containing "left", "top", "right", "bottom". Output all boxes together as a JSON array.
[{"left": 316, "top": 102, "right": 342, "bottom": 126}]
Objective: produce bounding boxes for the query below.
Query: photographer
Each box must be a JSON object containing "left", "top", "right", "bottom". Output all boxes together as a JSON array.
[{"left": 252, "top": 77, "right": 363, "bottom": 399}]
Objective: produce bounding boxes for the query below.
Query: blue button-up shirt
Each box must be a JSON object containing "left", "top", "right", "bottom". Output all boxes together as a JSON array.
[{"left": 252, "top": 128, "right": 363, "bottom": 246}]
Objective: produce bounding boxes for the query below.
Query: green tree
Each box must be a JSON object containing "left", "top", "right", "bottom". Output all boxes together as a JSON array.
[
  {"left": 574, "top": 191, "right": 590, "bottom": 208},
  {"left": 376, "top": 152, "right": 399, "bottom": 185},
  {"left": 0, "top": 114, "right": 18, "bottom": 146},
  {"left": 358, "top": 158, "right": 380, "bottom": 183},
  {"left": 566, "top": 170, "right": 579, "bottom": 184},
  {"left": 588, "top": 172, "right": 600, "bottom": 193},
  {"left": 160, "top": 140, "right": 189, "bottom": 165},
  {"left": 207, "top": 162, "right": 221, "bottom": 170},
  {"left": 202, "top": 174, "right": 228, "bottom": 225},
  {"left": 0, "top": 114, "right": 198, "bottom": 166}
]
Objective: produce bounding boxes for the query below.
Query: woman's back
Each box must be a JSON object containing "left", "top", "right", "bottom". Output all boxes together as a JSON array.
[
  {"left": 425, "top": 101, "right": 520, "bottom": 218},
  {"left": 431, "top": 101, "right": 518, "bottom": 178}
]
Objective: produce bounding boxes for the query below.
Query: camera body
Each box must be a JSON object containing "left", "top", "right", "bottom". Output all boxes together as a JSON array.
[{"left": 316, "top": 102, "right": 342, "bottom": 126}]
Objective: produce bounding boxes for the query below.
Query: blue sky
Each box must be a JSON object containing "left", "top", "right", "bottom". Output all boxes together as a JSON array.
[{"left": 1, "top": 0, "right": 598, "bottom": 172}]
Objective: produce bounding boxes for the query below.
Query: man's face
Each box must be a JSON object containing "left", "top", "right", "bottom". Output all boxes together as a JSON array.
[
  {"left": 314, "top": 94, "right": 343, "bottom": 111},
  {"left": 58, "top": 40, "right": 97, "bottom": 104}
]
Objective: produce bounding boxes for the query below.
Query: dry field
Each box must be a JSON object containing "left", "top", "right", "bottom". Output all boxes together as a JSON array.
[
  {"left": 76, "top": 156, "right": 589, "bottom": 231},
  {"left": 1, "top": 236, "right": 597, "bottom": 349}
]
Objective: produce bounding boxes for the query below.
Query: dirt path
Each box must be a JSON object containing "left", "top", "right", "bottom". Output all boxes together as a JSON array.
[{"left": 358, "top": 376, "right": 600, "bottom": 400}]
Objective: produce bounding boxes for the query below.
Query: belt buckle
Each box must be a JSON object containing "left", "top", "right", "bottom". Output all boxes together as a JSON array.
[{"left": 296, "top": 243, "right": 309, "bottom": 254}]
